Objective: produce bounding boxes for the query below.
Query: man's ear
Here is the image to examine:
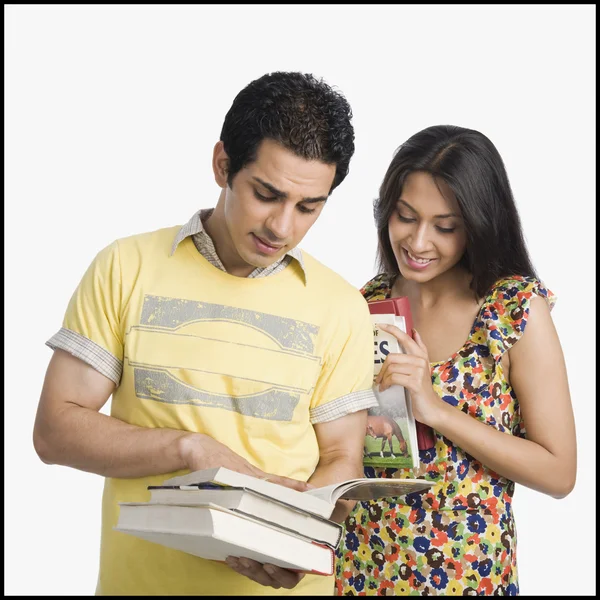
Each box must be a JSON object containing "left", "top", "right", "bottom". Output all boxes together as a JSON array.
[{"left": 212, "top": 141, "right": 230, "bottom": 188}]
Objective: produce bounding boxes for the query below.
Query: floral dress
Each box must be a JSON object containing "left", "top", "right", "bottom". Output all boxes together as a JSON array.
[{"left": 335, "top": 274, "right": 556, "bottom": 596}]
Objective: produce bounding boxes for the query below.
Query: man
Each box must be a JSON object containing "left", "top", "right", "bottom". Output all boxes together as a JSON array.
[{"left": 33, "top": 71, "right": 377, "bottom": 596}]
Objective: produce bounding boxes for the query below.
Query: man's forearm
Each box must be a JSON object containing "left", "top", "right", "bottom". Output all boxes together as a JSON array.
[
  {"left": 34, "top": 404, "right": 192, "bottom": 478},
  {"left": 308, "top": 453, "right": 362, "bottom": 487},
  {"left": 308, "top": 452, "right": 362, "bottom": 522}
]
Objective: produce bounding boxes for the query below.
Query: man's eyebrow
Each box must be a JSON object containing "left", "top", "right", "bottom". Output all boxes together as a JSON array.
[
  {"left": 253, "top": 177, "right": 329, "bottom": 204},
  {"left": 398, "top": 199, "right": 457, "bottom": 218},
  {"left": 253, "top": 177, "right": 287, "bottom": 198},
  {"left": 301, "top": 195, "right": 328, "bottom": 204}
]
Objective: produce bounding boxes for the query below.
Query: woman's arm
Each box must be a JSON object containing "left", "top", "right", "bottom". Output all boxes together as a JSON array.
[{"left": 376, "top": 296, "right": 577, "bottom": 498}]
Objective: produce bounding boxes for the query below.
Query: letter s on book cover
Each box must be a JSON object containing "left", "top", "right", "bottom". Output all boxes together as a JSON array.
[{"left": 368, "top": 297, "right": 435, "bottom": 451}]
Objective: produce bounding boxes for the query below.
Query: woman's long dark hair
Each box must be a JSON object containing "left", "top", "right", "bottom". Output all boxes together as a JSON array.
[{"left": 375, "top": 125, "right": 538, "bottom": 298}]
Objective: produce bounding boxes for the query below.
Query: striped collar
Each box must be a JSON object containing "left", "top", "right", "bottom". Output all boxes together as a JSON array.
[{"left": 170, "top": 209, "right": 307, "bottom": 282}]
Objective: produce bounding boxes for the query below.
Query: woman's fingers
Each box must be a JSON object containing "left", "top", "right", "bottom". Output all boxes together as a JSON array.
[
  {"left": 378, "top": 358, "right": 429, "bottom": 392},
  {"left": 412, "top": 328, "right": 429, "bottom": 353},
  {"left": 376, "top": 323, "right": 421, "bottom": 354},
  {"left": 375, "top": 353, "right": 425, "bottom": 385},
  {"left": 379, "top": 372, "right": 413, "bottom": 392}
]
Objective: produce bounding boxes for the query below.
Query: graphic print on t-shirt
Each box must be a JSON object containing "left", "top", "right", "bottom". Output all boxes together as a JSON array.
[{"left": 124, "top": 295, "right": 321, "bottom": 421}]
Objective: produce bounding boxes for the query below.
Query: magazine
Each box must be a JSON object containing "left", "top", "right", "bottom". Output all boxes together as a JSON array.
[{"left": 365, "top": 298, "right": 420, "bottom": 470}]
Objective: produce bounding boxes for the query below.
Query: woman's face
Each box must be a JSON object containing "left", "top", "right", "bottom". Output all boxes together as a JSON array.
[{"left": 388, "top": 171, "right": 468, "bottom": 283}]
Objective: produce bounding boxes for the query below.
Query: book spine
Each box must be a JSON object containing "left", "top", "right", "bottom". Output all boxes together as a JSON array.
[
  {"left": 304, "top": 541, "right": 334, "bottom": 576},
  {"left": 393, "top": 296, "right": 414, "bottom": 335}
]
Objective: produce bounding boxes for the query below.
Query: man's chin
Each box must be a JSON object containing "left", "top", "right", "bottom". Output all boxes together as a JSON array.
[{"left": 241, "top": 249, "right": 282, "bottom": 269}]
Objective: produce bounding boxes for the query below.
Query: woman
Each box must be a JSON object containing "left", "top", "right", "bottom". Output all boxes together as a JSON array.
[{"left": 335, "top": 125, "right": 576, "bottom": 596}]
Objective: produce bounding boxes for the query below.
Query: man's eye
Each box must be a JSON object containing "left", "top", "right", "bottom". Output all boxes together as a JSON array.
[
  {"left": 298, "top": 204, "right": 316, "bottom": 215},
  {"left": 254, "top": 190, "right": 277, "bottom": 202}
]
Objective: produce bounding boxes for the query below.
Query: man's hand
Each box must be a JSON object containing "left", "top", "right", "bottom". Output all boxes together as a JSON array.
[
  {"left": 178, "top": 433, "right": 312, "bottom": 492},
  {"left": 225, "top": 557, "right": 305, "bottom": 590},
  {"left": 177, "top": 435, "right": 316, "bottom": 587}
]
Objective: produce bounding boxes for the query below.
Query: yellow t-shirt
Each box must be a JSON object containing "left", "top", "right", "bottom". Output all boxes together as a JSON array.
[{"left": 52, "top": 226, "right": 376, "bottom": 596}]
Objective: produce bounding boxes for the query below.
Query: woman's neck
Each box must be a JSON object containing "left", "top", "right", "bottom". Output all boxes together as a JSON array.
[{"left": 391, "top": 266, "right": 476, "bottom": 310}]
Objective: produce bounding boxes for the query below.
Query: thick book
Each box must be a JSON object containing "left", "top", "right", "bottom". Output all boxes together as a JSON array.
[
  {"left": 146, "top": 485, "right": 343, "bottom": 549},
  {"left": 366, "top": 297, "right": 435, "bottom": 471},
  {"left": 162, "top": 467, "right": 335, "bottom": 518},
  {"left": 161, "top": 467, "right": 433, "bottom": 508},
  {"left": 115, "top": 503, "right": 335, "bottom": 575}
]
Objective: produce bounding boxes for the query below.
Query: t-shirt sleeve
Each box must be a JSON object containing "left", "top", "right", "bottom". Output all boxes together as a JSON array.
[
  {"left": 45, "top": 241, "right": 124, "bottom": 385},
  {"left": 309, "top": 293, "right": 378, "bottom": 424}
]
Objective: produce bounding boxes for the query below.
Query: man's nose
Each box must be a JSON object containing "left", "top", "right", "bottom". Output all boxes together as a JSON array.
[{"left": 265, "top": 205, "right": 294, "bottom": 240}]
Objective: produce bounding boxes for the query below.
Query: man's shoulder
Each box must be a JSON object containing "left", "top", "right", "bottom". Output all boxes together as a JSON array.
[
  {"left": 299, "top": 249, "right": 366, "bottom": 306},
  {"left": 116, "top": 225, "right": 181, "bottom": 248},
  {"left": 112, "top": 225, "right": 182, "bottom": 259}
]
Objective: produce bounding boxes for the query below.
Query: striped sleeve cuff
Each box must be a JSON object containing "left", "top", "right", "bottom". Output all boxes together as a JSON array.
[
  {"left": 45, "top": 328, "right": 123, "bottom": 385},
  {"left": 310, "top": 389, "right": 378, "bottom": 424}
]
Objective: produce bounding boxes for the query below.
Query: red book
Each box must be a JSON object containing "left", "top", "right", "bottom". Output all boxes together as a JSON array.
[
  {"left": 367, "top": 297, "right": 414, "bottom": 334},
  {"left": 367, "top": 297, "right": 436, "bottom": 451}
]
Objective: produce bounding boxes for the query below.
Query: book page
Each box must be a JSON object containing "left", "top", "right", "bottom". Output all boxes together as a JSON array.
[
  {"left": 304, "top": 478, "right": 433, "bottom": 503},
  {"left": 334, "top": 479, "right": 432, "bottom": 501}
]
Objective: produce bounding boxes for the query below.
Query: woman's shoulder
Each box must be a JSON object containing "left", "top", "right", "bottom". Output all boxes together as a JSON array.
[
  {"left": 360, "top": 273, "right": 393, "bottom": 301},
  {"left": 475, "top": 274, "right": 556, "bottom": 358},
  {"left": 483, "top": 274, "right": 556, "bottom": 313}
]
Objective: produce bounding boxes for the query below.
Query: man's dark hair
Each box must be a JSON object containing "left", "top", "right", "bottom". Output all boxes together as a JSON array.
[
  {"left": 375, "top": 125, "right": 538, "bottom": 298},
  {"left": 220, "top": 71, "right": 355, "bottom": 193}
]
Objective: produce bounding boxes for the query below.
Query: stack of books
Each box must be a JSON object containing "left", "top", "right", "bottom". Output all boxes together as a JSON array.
[{"left": 115, "top": 467, "right": 432, "bottom": 575}]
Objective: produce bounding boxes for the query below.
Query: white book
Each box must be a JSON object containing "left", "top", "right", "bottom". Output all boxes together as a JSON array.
[
  {"left": 146, "top": 486, "right": 343, "bottom": 549},
  {"left": 162, "top": 467, "right": 432, "bottom": 508},
  {"left": 163, "top": 467, "right": 335, "bottom": 518},
  {"left": 115, "top": 503, "right": 335, "bottom": 575}
]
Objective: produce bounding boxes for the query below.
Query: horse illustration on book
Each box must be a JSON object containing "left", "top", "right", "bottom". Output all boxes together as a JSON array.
[{"left": 364, "top": 415, "right": 408, "bottom": 458}]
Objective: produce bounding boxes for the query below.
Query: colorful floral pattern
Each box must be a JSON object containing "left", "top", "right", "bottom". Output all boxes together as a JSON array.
[{"left": 335, "top": 274, "right": 555, "bottom": 596}]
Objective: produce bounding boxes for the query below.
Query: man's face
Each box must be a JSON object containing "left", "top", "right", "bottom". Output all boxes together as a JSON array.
[{"left": 214, "top": 139, "right": 336, "bottom": 273}]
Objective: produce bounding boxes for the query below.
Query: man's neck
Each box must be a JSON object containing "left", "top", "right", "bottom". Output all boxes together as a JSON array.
[{"left": 202, "top": 200, "right": 255, "bottom": 278}]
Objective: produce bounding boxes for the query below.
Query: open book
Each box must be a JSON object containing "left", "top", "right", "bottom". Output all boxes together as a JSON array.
[
  {"left": 366, "top": 297, "right": 435, "bottom": 471},
  {"left": 163, "top": 467, "right": 334, "bottom": 518},
  {"left": 306, "top": 477, "right": 432, "bottom": 503},
  {"left": 162, "top": 467, "right": 432, "bottom": 515}
]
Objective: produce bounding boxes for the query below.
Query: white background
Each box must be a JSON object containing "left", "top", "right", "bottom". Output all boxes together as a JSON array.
[{"left": 4, "top": 4, "right": 595, "bottom": 596}]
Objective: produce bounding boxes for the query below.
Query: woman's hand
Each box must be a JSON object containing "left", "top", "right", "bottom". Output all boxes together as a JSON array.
[{"left": 375, "top": 324, "right": 443, "bottom": 427}]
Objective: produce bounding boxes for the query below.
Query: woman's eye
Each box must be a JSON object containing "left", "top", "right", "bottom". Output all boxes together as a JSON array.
[
  {"left": 436, "top": 226, "right": 456, "bottom": 234},
  {"left": 397, "top": 214, "right": 415, "bottom": 223}
]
